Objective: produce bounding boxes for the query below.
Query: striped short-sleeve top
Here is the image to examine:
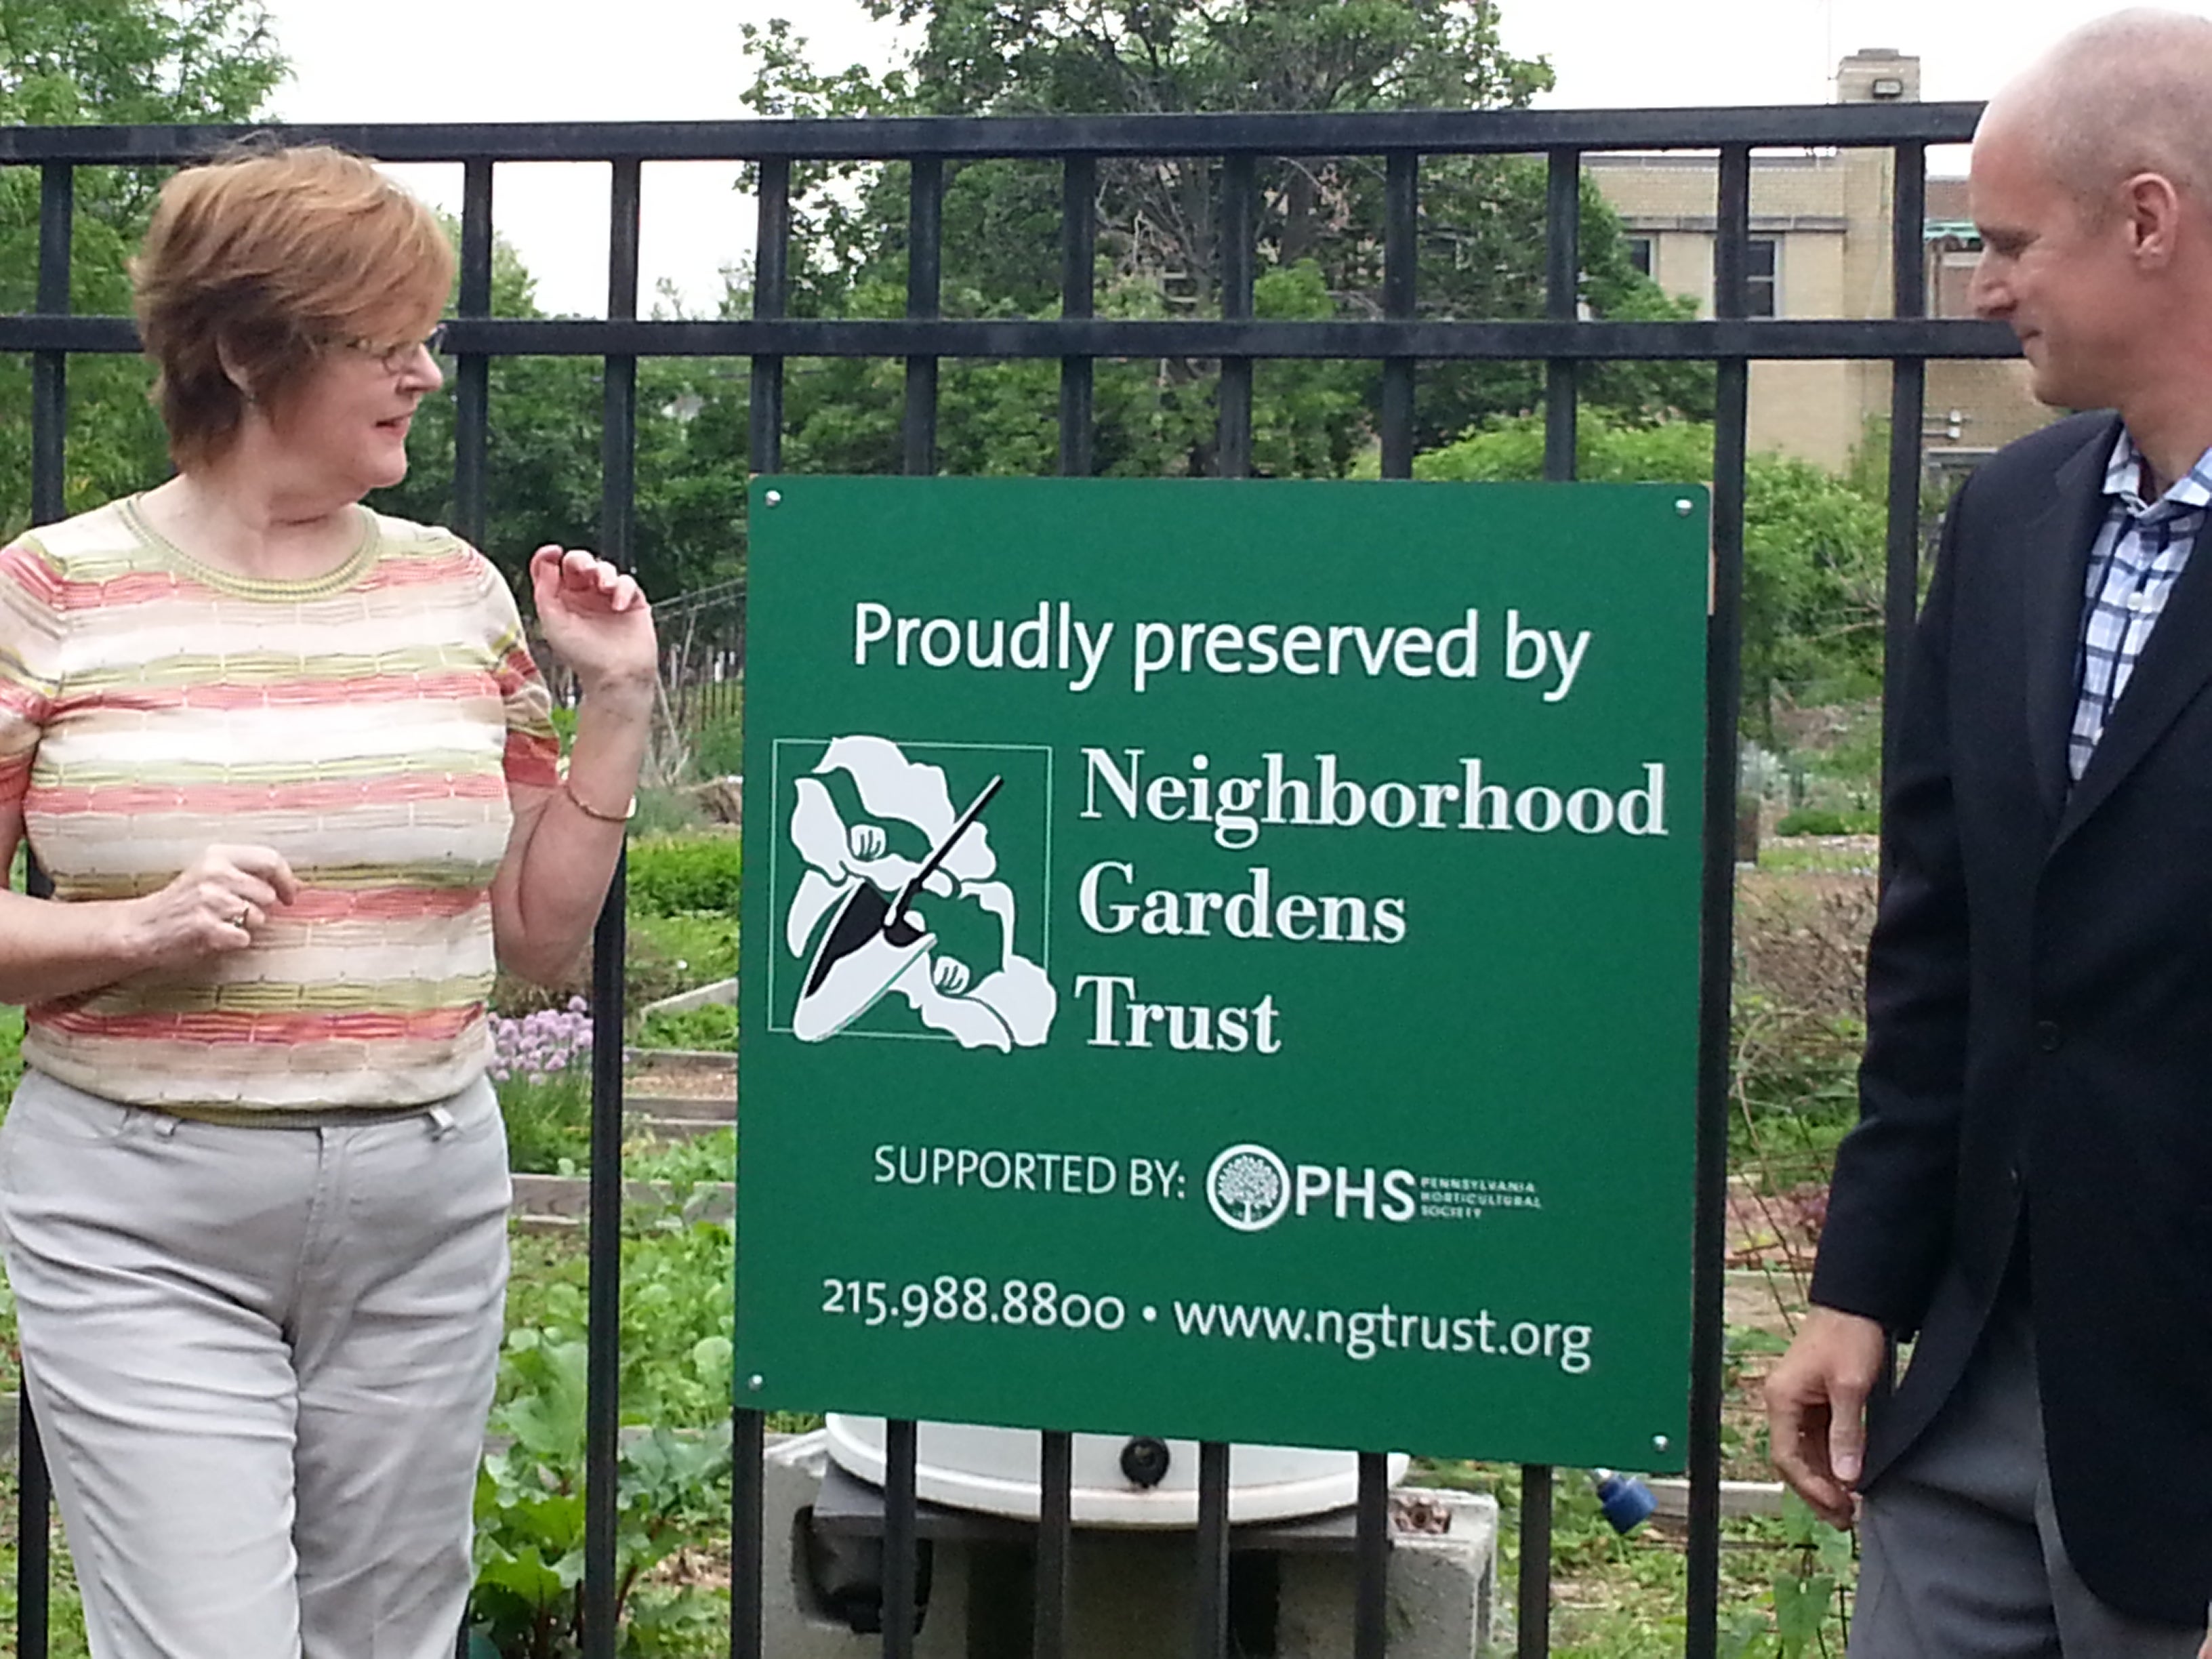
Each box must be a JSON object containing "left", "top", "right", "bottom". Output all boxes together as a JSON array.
[{"left": 0, "top": 497, "right": 562, "bottom": 1113}]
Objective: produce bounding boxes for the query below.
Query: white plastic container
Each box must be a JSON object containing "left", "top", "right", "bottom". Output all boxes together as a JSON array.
[{"left": 825, "top": 1416, "right": 1409, "bottom": 1528}]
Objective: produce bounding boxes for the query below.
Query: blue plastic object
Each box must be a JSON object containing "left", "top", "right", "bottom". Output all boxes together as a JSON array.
[{"left": 1593, "top": 1470, "right": 1658, "bottom": 1533}]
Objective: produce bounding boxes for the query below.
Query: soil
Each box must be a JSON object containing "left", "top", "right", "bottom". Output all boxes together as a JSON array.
[{"left": 626, "top": 1061, "right": 735, "bottom": 1101}]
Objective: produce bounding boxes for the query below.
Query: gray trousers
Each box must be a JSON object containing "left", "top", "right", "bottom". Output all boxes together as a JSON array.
[
  {"left": 1851, "top": 1291, "right": 2200, "bottom": 1658},
  {"left": 0, "top": 1068, "right": 512, "bottom": 1659}
]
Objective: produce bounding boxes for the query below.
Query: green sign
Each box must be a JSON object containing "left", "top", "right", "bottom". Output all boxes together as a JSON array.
[{"left": 736, "top": 477, "right": 1707, "bottom": 1470}]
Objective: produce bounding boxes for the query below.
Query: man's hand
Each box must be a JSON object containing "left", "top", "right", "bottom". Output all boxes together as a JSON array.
[{"left": 1765, "top": 1306, "right": 1887, "bottom": 1528}]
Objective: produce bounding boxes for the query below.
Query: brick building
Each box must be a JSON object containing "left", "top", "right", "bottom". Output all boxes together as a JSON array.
[{"left": 1586, "top": 50, "right": 2045, "bottom": 478}]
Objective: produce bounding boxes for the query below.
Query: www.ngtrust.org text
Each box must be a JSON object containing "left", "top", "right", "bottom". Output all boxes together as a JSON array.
[{"left": 820, "top": 1273, "right": 1595, "bottom": 1372}]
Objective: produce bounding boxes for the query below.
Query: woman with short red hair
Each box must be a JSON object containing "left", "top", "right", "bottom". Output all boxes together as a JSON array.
[{"left": 0, "top": 144, "right": 655, "bottom": 1658}]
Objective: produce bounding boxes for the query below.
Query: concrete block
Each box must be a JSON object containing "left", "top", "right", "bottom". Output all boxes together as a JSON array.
[
  {"left": 637, "top": 977, "right": 739, "bottom": 1020},
  {"left": 764, "top": 1431, "right": 973, "bottom": 1658},
  {"left": 1277, "top": 1492, "right": 1499, "bottom": 1659},
  {"left": 763, "top": 1433, "right": 1498, "bottom": 1657}
]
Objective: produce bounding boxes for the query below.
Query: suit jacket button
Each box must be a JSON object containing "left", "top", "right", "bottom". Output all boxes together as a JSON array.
[{"left": 2034, "top": 1019, "right": 2062, "bottom": 1052}]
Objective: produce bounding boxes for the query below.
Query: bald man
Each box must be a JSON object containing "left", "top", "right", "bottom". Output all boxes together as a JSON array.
[{"left": 1765, "top": 11, "right": 2212, "bottom": 1655}]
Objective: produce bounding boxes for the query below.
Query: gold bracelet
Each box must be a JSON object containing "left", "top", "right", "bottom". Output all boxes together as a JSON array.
[{"left": 562, "top": 777, "right": 636, "bottom": 823}]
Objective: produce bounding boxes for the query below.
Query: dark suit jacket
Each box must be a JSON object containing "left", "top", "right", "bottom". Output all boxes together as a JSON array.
[{"left": 1809, "top": 409, "right": 2212, "bottom": 1626}]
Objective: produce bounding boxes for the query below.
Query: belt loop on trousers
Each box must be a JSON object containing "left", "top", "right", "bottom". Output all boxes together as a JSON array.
[{"left": 426, "top": 1105, "right": 458, "bottom": 1141}]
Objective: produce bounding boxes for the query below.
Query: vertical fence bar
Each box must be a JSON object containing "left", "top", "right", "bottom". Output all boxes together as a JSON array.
[
  {"left": 1379, "top": 151, "right": 1418, "bottom": 480},
  {"left": 1514, "top": 1463, "right": 1551, "bottom": 1659},
  {"left": 882, "top": 1416, "right": 920, "bottom": 1659},
  {"left": 581, "top": 154, "right": 642, "bottom": 1659},
  {"left": 748, "top": 157, "right": 792, "bottom": 474},
  {"left": 1217, "top": 152, "right": 1255, "bottom": 479},
  {"left": 1544, "top": 146, "right": 1582, "bottom": 483},
  {"left": 880, "top": 150, "right": 939, "bottom": 1659},
  {"left": 18, "top": 1393, "right": 49, "bottom": 1659},
  {"left": 453, "top": 158, "right": 493, "bottom": 548},
  {"left": 1059, "top": 155, "right": 1097, "bottom": 478},
  {"left": 16, "top": 155, "right": 73, "bottom": 1659},
  {"left": 32, "top": 161, "right": 70, "bottom": 527},
  {"left": 733, "top": 152, "right": 790, "bottom": 1659},
  {"left": 1354, "top": 1452, "right": 1391, "bottom": 1659},
  {"left": 1884, "top": 142, "right": 1929, "bottom": 808},
  {"left": 1194, "top": 1440, "right": 1231, "bottom": 1658},
  {"left": 731, "top": 1406, "right": 765, "bottom": 1659},
  {"left": 1687, "top": 142, "right": 1754, "bottom": 1659},
  {"left": 1033, "top": 1431, "right": 1073, "bottom": 1659},
  {"left": 1355, "top": 182, "right": 1410, "bottom": 1610},
  {"left": 1039, "top": 152, "right": 1093, "bottom": 1659},
  {"left": 903, "top": 157, "right": 943, "bottom": 476},
  {"left": 1515, "top": 144, "right": 1584, "bottom": 1659}
]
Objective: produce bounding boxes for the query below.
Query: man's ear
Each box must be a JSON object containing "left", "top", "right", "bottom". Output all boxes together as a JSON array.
[{"left": 2125, "top": 171, "right": 2184, "bottom": 268}]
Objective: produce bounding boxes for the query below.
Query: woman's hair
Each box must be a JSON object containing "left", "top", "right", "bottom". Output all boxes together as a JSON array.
[{"left": 131, "top": 144, "right": 454, "bottom": 469}]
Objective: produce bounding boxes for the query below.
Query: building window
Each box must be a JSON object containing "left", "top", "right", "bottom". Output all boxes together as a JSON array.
[
  {"left": 1933, "top": 245, "right": 1982, "bottom": 319},
  {"left": 1711, "top": 236, "right": 1779, "bottom": 316},
  {"left": 1748, "top": 237, "right": 1778, "bottom": 316},
  {"left": 1625, "top": 235, "right": 1653, "bottom": 277}
]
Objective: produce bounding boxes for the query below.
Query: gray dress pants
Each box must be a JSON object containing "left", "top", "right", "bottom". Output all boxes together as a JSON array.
[
  {"left": 0, "top": 1068, "right": 512, "bottom": 1659},
  {"left": 1851, "top": 1289, "right": 2201, "bottom": 1658}
]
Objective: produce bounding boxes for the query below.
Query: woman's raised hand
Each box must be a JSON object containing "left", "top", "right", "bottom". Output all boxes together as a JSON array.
[{"left": 527, "top": 546, "right": 658, "bottom": 697}]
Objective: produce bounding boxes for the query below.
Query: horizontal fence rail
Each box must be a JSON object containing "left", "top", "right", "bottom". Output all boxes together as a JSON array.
[
  {"left": 0, "top": 100, "right": 1981, "bottom": 162},
  {"left": 2, "top": 98, "right": 2003, "bottom": 1659},
  {"left": 0, "top": 313, "right": 2023, "bottom": 359}
]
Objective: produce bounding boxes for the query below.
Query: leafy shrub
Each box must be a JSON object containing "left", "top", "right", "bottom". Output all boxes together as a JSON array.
[
  {"left": 1774, "top": 807, "right": 1879, "bottom": 837},
  {"left": 630, "top": 785, "right": 709, "bottom": 838},
  {"left": 470, "top": 1332, "right": 731, "bottom": 1658},
  {"left": 497, "top": 1074, "right": 591, "bottom": 1176},
  {"left": 626, "top": 834, "right": 741, "bottom": 917},
  {"left": 499, "top": 1224, "right": 734, "bottom": 1430},
  {"left": 636, "top": 1002, "right": 735, "bottom": 1052},
  {"left": 627, "top": 1127, "right": 735, "bottom": 1189},
  {"left": 1395, "top": 410, "right": 1896, "bottom": 741},
  {"left": 1729, "top": 872, "right": 1875, "bottom": 1286},
  {"left": 628, "top": 912, "right": 737, "bottom": 997},
  {"left": 0, "top": 1005, "right": 22, "bottom": 1109},
  {"left": 624, "top": 911, "right": 738, "bottom": 1019},
  {"left": 689, "top": 703, "right": 743, "bottom": 779}
]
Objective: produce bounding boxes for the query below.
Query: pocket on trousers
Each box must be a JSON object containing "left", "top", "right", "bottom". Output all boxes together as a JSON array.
[
  {"left": 0, "top": 1071, "right": 147, "bottom": 1149},
  {"left": 425, "top": 1078, "right": 512, "bottom": 1213},
  {"left": 438, "top": 1076, "right": 506, "bottom": 1147}
]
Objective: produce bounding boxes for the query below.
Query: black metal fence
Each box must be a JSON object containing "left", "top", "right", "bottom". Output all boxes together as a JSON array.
[{"left": 0, "top": 100, "right": 2013, "bottom": 1659}]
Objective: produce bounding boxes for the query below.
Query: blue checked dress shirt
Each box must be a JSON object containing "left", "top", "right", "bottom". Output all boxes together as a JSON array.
[{"left": 2068, "top": 431, "right": 2212, "bottom": 783}]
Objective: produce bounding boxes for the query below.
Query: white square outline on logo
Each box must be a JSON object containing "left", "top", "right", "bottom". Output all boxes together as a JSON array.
[{"left": 766, "top": 737, "right": 1055, "bottom": 1040}]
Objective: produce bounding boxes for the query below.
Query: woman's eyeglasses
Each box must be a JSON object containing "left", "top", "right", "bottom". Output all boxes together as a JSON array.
[{"left": 340, "top": 323, "right": 449, "bottom": 371}]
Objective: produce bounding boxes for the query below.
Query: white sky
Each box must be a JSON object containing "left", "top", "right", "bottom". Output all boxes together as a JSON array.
[{"left": 262, "top": 0, "right": 2212, "bottom": 318}]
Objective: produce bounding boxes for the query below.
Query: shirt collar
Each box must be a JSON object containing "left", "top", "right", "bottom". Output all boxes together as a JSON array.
[{"left": 2106, "top": 428, "right": 2212, "bottom": 518}]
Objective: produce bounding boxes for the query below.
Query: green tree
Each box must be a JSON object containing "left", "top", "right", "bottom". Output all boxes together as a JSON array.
[
  {"left": 0, "top": 0, "right": 287, "bottom": 534},
  {"left": 1399, "top": 411, "right": 1889, "bottom": 736},
  {"left": 739, "top": 0, "right": 1713, "bottom": 480}
]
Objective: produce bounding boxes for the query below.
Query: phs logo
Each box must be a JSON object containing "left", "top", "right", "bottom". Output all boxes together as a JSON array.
[{"left": 1205, "top": 1143, "right": 1416, "bottom": 1233}]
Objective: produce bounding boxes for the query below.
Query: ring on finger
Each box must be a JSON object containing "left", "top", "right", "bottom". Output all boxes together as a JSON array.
[{"left": 232, "top": 906, "right": 251, "bottom": 930}]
